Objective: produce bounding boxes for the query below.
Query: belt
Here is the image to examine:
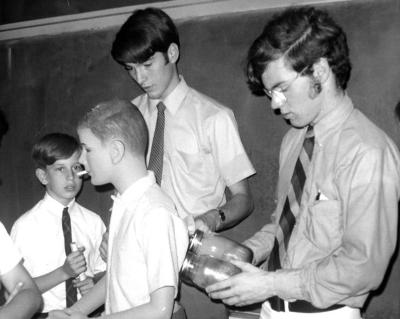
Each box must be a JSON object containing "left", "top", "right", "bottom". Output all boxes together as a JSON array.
[
  {"left": 32, "top": 313, "right": 48, "bottom": 319},
  {"left": 268, "top": 296, "right": 344, "bottom": 313}
]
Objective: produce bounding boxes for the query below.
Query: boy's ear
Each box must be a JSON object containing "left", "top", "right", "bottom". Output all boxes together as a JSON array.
[
  {"left": 167, "top": 43, "right": 179, "bottom": 64},
  {"left": 110, "top": 140, "right": 125, "bottom": 164},
  {"left": 35, "top": 168, "right": 48, "bottom": 185}
]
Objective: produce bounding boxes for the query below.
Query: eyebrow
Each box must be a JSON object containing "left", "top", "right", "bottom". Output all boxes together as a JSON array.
[{"left": 271, "top": 76, "right": 297, "bottom": 91}]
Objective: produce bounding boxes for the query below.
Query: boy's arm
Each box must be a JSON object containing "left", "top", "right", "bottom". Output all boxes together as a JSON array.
[
  {"left": 68, "top": 274, "right": 106, "bottom": 315},
  {"left": 0, "top": 262, "right": 42, "bottom": 319},
  {"left": 195, "top": 178, "right": 253, "bottom": 232},
  {"left": 73, "top": 270, "right": 106, "bottom": 296},
  {"left": 66, "top": 286, "right": 174, "bottom": 319},
  {"left": 34, "top": 249, "right": 86, "bottom": 293}
]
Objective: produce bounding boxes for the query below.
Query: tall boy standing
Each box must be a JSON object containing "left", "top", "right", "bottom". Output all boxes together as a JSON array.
[
  {"left": 111, "top": 7, "right": 255, "bottom": 234},
  {"left": 50, "top": 99, "right": 188, "bottom": 319},
  {"left": 11, "top": 133, "right": 106, "bottom": 316},
  {"left": 110, "top": 9, "right": 256, "bottom": 317}
]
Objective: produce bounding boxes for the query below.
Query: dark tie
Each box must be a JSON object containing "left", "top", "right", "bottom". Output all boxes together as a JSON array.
[
  {"left": 268, "top": 127, "right": 315, "bottom": 271},
  {"left": 148, "top": 102, "right": 166, "bottom": 185},
  {"left": 62, "top": 207, "right": 77, "bottom": 307}
]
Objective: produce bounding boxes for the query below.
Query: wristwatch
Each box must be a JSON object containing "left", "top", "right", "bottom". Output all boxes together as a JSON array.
[{"left": 217, "top": 208, "right": 226, "bottom": 228}]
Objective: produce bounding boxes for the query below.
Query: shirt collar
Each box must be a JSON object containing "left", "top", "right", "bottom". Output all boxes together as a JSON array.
[
  {"left": 43, "top": 192, "right": 76, "bottom": 216},
  {"left": 313, "top": 93, "right": 353, "bottom": 143},
  {"left": 111, "top": 171, "right": 156, "bottom": 209},
  {"left": 149, "top": 76, "right": 189, "bottom": 116}
]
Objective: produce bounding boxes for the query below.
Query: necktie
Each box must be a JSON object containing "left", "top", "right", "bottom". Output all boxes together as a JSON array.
[
  {"left": 62, "top": 207, "right": 77, "bottom": 307},
  {"left": 148, "top": 102, "right": 166, "bottom": 185},
  {"left": 268, "top": 127, "right": 315, "bottom": 271}
]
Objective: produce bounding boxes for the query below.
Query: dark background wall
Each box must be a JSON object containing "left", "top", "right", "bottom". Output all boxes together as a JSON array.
[
  {"left": 0, "top": 0, "right": 399, "bottom": 318},
  {"left": 0, "top": 0, "right": 166, "bottom": 24}
]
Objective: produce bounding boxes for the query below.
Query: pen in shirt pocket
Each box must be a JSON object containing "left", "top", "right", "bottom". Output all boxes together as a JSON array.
[{"left": 315, "top": 189, "right": 329, "bottom": 201}]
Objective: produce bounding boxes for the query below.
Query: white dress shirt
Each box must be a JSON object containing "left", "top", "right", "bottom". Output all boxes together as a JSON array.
[
  {"left": 105, "top": 172, "right": 188, "bottom": 314},
  {"left": 0, "top": 221, "right": 21, "bottom": 276},
  {"left": 133, "top": 77, "right": 255, "bottom": 218},
  {"left": 11, "top": 193, "right": 106, "bottom": 312}
]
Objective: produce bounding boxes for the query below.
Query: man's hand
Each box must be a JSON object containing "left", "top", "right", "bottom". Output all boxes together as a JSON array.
[
  {"left": 73, "top": 277, "right": 94, "bottom": 296},
  {"left": 62, "top": 247, "right": 87, "bottom": 279},
  {"left": 205, "top": 260, "right": 275, "bottom": 307},
  {"left": 100, "top": 230, "right": 108, "bottom": 263}
]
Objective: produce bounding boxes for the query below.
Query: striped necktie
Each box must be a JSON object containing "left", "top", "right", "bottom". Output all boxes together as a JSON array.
[
  {"left": 148, "top": 102, "right": 166, "bottom": 185},
  {"left": 62, "top": 207, "right": 78, "bottom": 307},
  {"left": 268, "top": 127, "right": 315, "bottom": 271}
]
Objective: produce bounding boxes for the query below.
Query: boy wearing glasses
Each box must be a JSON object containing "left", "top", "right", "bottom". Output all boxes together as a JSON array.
[{"left": 207, "top": 6, "right": 400, "bottom": 319}]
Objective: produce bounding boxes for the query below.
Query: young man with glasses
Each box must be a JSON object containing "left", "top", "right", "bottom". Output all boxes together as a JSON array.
[{"left": 206, "top": 6, "right": 400, "bottom": 319}]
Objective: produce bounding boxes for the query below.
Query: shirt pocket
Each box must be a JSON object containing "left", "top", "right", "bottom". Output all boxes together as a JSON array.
[
  {"left": 173, "top": 148, "right": 215, "bottom": 178},
  {"left": 305, "top": 199, "right": 342, "bottom": 254}
]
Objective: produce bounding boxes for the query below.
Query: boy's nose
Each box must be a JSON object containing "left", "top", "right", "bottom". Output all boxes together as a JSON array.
[
  {"left": 136, "top": 70, "right": 146, "bottom": 86},
  {"left": 78, "top": 152, "right": 86, "bottom": 165},
  {"left": 66, "top": 169, "right": 74, "bottom": 180}
]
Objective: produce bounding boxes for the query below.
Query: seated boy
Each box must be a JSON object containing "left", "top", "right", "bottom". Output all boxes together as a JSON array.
[
  {"left": 11, "top": 133, "right": 106, "bottom": 316},
  {"left": 50, "top": 99, "right": 188, "bottom": 318},
  {"left": 0, "top": 220, "right": 42, "bottom": 318}
]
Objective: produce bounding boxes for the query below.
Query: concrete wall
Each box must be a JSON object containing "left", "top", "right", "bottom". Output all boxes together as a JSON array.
[{"left": 0, "top": 0, "right": 399, "bottom": 318}]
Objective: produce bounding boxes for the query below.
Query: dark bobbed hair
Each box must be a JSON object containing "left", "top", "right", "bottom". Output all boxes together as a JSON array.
[
  {"left": 77, "top": 99, "right": 148, "bottom": 157},
  {"left": 32, "top": 133, "right": 81, "bottom": 169},
  {"left": 247, "top": 6, "right": 351, "bottom": 95},
  {"left": 111, "top": 7, "right": 180, "bottom": 65}
]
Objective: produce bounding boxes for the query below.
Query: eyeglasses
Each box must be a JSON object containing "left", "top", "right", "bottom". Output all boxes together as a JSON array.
[{"left": 264, "top": 68, "right": 307, "bottom": 106}]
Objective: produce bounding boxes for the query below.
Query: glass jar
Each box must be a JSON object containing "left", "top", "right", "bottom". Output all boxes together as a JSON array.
[
  {"left": 180, "top": 252, "right": 242, "bottom": 289},
  {"left": 189, "top": 230, "right": 253, "bottom": 263}
]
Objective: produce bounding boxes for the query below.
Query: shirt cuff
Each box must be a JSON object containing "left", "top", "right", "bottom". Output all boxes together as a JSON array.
[{"left": 272, "top": 268, "right": 307, "bottom": 301}]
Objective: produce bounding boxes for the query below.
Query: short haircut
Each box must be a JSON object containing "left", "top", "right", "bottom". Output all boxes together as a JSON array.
[
  {"left": 32, "top": 133, "right": 81, "bottom": 169},
  {"left": 247, "top": 6, "right": 351, "bottom": 95},
  {"left": 77, "top": 99, "right": 148, "bottom": 157},
  {"left": 111, "top": 7, "right": 180, "bottom": 65}
]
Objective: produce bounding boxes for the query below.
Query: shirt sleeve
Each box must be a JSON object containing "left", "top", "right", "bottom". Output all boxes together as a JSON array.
[
  {"left": 138, "top": 208, "right": 188, "bottom": 297},
  {"left": 207, "top": 109, "right": 255, "bottom": 186},
  {"left": 0, "top": 222, "right": 22, "bottom": 276},
  {"left": 274, "top": 145, "right": 400, "bottom": 308},
  {"left": 243, "top": 222, "right": 276, "bottom": 266}
]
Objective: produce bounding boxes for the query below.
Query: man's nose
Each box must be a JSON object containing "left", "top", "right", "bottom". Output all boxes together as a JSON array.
[{"left": 270, "top": 93, "right": 286, "bottom": 110}]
